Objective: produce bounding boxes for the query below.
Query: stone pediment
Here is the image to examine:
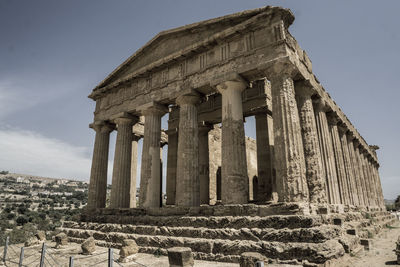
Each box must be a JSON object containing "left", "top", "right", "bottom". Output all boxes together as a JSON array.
[{"left": 94, "top": 6, "right": 293, "bottom": 91}]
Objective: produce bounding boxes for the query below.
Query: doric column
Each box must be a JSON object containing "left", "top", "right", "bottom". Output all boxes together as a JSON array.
[
  {"left": 354, "top": 142, "right": 368, "bottom": 206},
  {"left": 175, "top": 92, "right": 201, "bottom": 207},
  {"left": 254, "top": 112, "right": 274, "bottom": 202},
  {"left": 139, "top": 104, "right": 167, "bottom": 208},
  {"left": 87, "top": 121, "right": 113, "bottom": 209},
  {"left": 216, "top": 77, "right": 249, "bottom": 204},
  {"left": 110, "top": 116, "right": 137, "bottom": 208},
  {"left": 295, "top": 82, "right": 327, "bottom": 203},
  {"left": 374, "top": 163, "right": 385, "bottom": 208},
  {"left": 130, "top": 135, "right": 140, "bottom": 208},
  {"left": 347, "top": 135, "right": 364, "bottom": 206},
  {"left": 328, "top": 113, "right": 350, "bottom": 205},
  {"left": 314, "top": 99, "right": 340, "bottom": 204},
  {"left": 166, "top": 128, "right": 178, "bottom": 205},
  {"left": 338, "top": 126, "right": 357, "bottom": 206},
  {"left": 199, "top": 123, "right": 213, "bottom": 205},
  {"left": 366, "top": 156, "right": 378, "bottom": 207},
  {"left": 269, "top": 73, "right": 308, "bottom": 202},
  {"left": 361, "top": 151, "right": 374, "bottom": 207}
]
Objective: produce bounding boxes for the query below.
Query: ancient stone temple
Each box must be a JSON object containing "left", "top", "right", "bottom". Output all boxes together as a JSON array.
[{"left": 66, "top": 6, "right": 396, "bottom": 265}]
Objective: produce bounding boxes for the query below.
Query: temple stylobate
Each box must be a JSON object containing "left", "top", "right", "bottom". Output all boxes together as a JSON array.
[{"left": 86, "top": 6, "right": 384, "bottom": 212}]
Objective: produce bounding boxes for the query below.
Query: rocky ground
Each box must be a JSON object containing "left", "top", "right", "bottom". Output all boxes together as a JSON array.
[
  {"left": 327, "top": 221, "right": 400, "bottom": 267},
  {"left": 1, "top": 221, "right": 399, "bottom": 267}
]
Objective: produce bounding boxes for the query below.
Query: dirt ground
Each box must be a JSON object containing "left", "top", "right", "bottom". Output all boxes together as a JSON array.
[
  {"left": 329, "top": 221, "right": 400, "bottom": 267},
  {"left": 1, "top": 221, "right": 399, "bottom": 267}
]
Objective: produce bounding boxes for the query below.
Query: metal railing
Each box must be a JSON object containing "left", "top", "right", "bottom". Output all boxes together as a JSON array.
[{"left": 1, "top": 236, "right": 148, "bottom": 267}]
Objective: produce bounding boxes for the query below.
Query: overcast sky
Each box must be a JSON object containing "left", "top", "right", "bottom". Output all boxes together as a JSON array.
[{"left": 0, "top": 0, "right": 399, "bottom": 199}]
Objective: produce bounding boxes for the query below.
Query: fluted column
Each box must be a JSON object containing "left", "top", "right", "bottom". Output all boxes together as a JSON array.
[
  {"left": 87, "top": 122, "right": 113, "bottom": 209},
  {"left": 314, "top": 99, "right": 340, "bottom": 204},
  {"left": 110, "top": 116, "right": 137, "bottom": 208},
  {"left": 130, "top": 135, "right": 140, "bottom": 208},
  {"left": 269, "top": 74, "right": 308, "bottom": 202},
  {"left": 295, "top": 82, "right": 327, "bottom": 203},
  {"left": 328, "top": 114, "right": 350, "bottom": 205},
  {"left": 175, "top": 92, "right": 201, "bottom": 207},
  {"left": 139, "top": 104, "right": 167, "bottom": 208},
  {"left": 361, "top": 151, "right": 374, "bottom": 207},
  {"left": 373, "top": 163, "right": 385, "bottom": 208},
  {"left": 367, "top": 156, "right": 378, "bottom": 207},
  {"left": 347, "top": 136, "right": 364, "bottom": 206},
  {"left": 338, "top": 126, "right": 357, "bottom": 206},
  {"left": 199, "top": 123, "right": 212, "bottom": 205},
  {"left": 354, "top": 143, "right": 368, "bottom": 206},
  {"left": 254, "top": 112, "right": 274, "bottom": 202},
  {"left": 216, "top": 78, "right": 249, "bottom": 204},
  {"left": 166, "top": 128, "right": 178, "bottom": 205}
]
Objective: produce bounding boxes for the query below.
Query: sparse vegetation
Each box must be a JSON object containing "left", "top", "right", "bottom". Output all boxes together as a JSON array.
[{"left": 0, "top": 173, "right": 88, "bottom": 245}]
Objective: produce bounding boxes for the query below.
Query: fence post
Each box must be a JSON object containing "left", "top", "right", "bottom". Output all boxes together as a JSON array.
[
  {"left": 108, "top": 248, "right": 113, "bottom": 267},
  {"left": 39, "top": 242, "right": 46, "bottom": 267},
  {"left": 18, "top": 247, "right": 24, "bottom": 267},
  {"left": 69, "top": 256, "right": 74, "bottom": 267},
  {"left": 255, "top": 261, "right": 264, "bottom": 267},
  {"left": 3, "top": 236, "right": 9, "bottom": 263}
]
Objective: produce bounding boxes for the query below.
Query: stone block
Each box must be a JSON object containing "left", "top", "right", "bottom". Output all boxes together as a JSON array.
[
  {"left": 333, "top": 218, "right": 343, "bottom": 226},
  {"left": 346, "top": 229, "right": 357, "bottom": 235},
  {"left": 119, "top": 239, "right": 139, "bottom": 263},
  {"left": 360, "top": 239, "right": 372, "bottom": 251},
  {"left": 55, "top": 232, "right": 68, "bottom": 248},
  {"left": 81, "top": 237, "right": 96, "bottom": 255},
  {"left": 239, "top": 252, "right": 268, "bottom": 267},
  {"left": 167, "top": 247, "right": 194, "bottom": 267}
]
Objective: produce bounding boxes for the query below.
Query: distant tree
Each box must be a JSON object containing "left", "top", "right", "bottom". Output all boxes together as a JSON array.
[
  {"left": 7, "top": 213, "right": 15, "bottom": 220},
  {"left": 0, "top": 171, "right": 9, "bottom": 175},
  {"left": 395, "top": 195, "right": 400, "bottom": 210},
  {"left": 16, "top": 215, "right": 28, "bottom": 225}
]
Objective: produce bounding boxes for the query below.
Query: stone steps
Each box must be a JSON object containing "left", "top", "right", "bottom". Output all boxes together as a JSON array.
[
  {"left": 66, "top": 234, "right": 345, "bottom": 264},
  {"left": 77, "top": 214, "right": 323, "bottom": 229},
  {"left": 62, "top": 223, "right": 341, "bottom": 243},
  {"left": 62, "top": 209, "right": 394, "bottom": 265}
]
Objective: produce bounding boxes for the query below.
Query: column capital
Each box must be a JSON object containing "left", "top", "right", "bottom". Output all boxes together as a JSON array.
[
  {"left": 140, "top": 102, "right": 168, "bottom": 116},
  {"left": 326, "top": 112, "right": 341, "bottom": 126},
  {"left": 337, "top": 123, "right": 348, "bottom": 135},
  {"left": 312, "top": 97, "right": 331, "bottom": 112},
  {"left": 176, "top": 90, "right": 201, "bottom": 106},
  {"left": 90, "top": 121, "right": 114, "bottom": 133},
  {"left": 294, "top": 79, "right": 316, "bottom": 97},
  {"left": 215, "top": 77, "right": 248, "bottom": 94}
]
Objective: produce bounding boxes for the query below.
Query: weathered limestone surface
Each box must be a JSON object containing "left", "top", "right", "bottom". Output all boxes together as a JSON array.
[
  {"left": 314, "top": 99, "right": 340, "bottom": 204},
  {"left": 140, "top": 104, "right": 166, "bottom": 208},
  {"left": 87, "top": 122, "right": 113, "bottom": 209},
  {"left": 354, "top": 144, "right": 368, "bottom": 206},
  {"left": 81, "top": 236, "right": 96, "bottom": 255},
  {"left": 270, "top": 74, "right": 308, "bottom": 202},
  {"left": 338, "top": 127, "right": 356, "bottom": 206},
  {"left": 168, "top": 247, "right": 194, "bottom": 267},
  {"left": 295, "top": 82, "right": 327, "bottom": 203},
  {"left": 255, "top": 112, "right": 274, "bottom": 202},
  {"left": 166, "top": 127, "right": 178, "bottom": 205},
  {"left": 110, "top": 117, "right": 136, "bottom": 208},
  {"left": 199, "top": 124, "right": 212, "bottom": 205},
  {"left": 328, "top": 114, "right": 351, "bottom": 205},
  {"left": 347, "top": 136, "right": 364, "bottom": 206},
  {"left": 175, "top": 93, "right": 201, "bottom": 207},
  {"left": 130, "top": 135, "right": 140, "bottom": 208},
  {"left": 216, "top": 79, "right": 249, "bottom": 204}
]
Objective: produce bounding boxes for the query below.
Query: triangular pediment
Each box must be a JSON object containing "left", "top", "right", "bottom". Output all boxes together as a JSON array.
[{"left": 95, "top": 6, "right": 293, "bottom": 90}]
